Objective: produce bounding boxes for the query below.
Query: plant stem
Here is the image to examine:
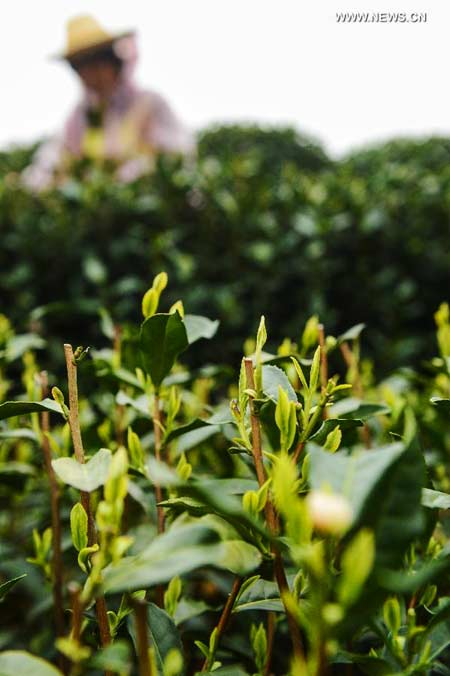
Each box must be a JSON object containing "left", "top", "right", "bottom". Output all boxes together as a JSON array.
[
  {"left": 153, "top": 393, "right": 165, "bottom": 535},
  {"left": 292, "top": 391, "right": 330, "bottom": 464},
  {"left": 68, "top": 582, "right": 83, "bottom": 643},
  {"left": 264, "top": 611, "right": 276, "bottom": 676},
  {"left": 201, "top": 576, "right": 242, "bottom": 672},
  {"left": 133, "top": 598, "right": 153, "bottom": 676},
  {"left": 292, "top": 441, "right": 305, "bottom": 464},
  {"left": 340, "top": 341, "right": 371, "bottom": 448},
  {"left": 39, "top": 371, "right": 65, "bottom": 649},
  {"left": 152, "top": 392, "right": 165, "bottom": 608},
  {"left": 243, "top": 359, "right": 268, "bottom": 489},
  {"left": 63, "top": 344, "right": 112, "bottom": 654},
  {"left": 273, "top": 553, "right": 305, "bottom": 659},
  {"left": 113, "top": 325, "right": 126, "bottom": 447},
  {"left": 63, "top": 345, "right": 96, "bottom": 543},
  {"left": 318, "top": 324, "right": 328, "bottom": 419},
  {"left": 96, "top": 597, "right": 111, "bottom": 647},
  {"left": 243, "top": 358, "right": 305, "bottom": 663},
  {"left": 67, "top": 582, "right": 87, "bottom": 676}
]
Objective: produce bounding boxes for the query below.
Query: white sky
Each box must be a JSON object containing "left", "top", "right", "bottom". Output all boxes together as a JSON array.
[{"left": 1, "top": 0, "right": 449, "bottom": 157}]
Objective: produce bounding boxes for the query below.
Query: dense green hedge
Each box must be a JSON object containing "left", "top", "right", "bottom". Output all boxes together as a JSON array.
[{"left": 0, "top": 126, "right": 449, "bottom": 371}]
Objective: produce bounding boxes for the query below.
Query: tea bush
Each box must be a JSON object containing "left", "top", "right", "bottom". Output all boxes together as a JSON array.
[
  {"left": 0, "top": 127, "right": 449, "bottom": 372},
  {"left": 1, "top": 275, "right": 450, "bottom": 675}
]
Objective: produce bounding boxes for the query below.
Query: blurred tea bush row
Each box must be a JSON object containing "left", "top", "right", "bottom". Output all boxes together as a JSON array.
[{"left": 0, "top": 125, "right": 449, "bottom": 370}]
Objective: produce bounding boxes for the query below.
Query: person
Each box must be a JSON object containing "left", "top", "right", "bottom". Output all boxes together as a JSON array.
[{"left": 24, "top": 15, "right": 193, "bottom": 189}]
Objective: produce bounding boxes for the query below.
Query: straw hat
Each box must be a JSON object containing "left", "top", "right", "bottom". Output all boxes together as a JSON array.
[{"left": 57, "top": 15, "right": 133, "bottom": 61}]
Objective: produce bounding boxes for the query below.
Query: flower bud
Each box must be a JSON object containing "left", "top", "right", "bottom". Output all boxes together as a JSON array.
[{"left": 306, "top": 490, "right": 353, "bottom": 536}]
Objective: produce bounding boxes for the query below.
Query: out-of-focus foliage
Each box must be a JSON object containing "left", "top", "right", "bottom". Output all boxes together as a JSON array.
[
  {"left": 0, "top": 143, "right": 38, "bottom": 175},
  {"left": 197, "top": 124, "right": 332, "bottom": 174},
  {"left": 0, "top": 126, "right": 449, "bottom": 373}
]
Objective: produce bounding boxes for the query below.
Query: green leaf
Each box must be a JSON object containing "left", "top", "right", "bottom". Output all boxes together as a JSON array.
[
  {"left": 98, "top": 308, "right": 115, "bottom": 340},
  {"left": 431, "top": 397, "right": 450, "bottom": 413},
  {"left": 275, "top": 386, "right": 297, "bottom": 452},
  {"left": 0, "top": 429, "right": 37, "bottom": 442},
  {"left": 323, "top": 426, "right": 342, "bottom": 453},
  {"left": 329, "top": 398, "right": 390, "bottom": 420},
  {"left": 177, "top": 481, "right": 270, "bottom": 545},
  {"left": 147, "top": 457, "right": 182, "bottom": 488},
  {"left": 116, "top": 391, "right": 151, "bottom": 417},
  {"left": 70, "top": 503, "right": 88, "bottom": 552},
  {"left": 163, "top": 407, "right": 234, "bottom": 447},
  {"left": 108, "top": 367, "right": 144, "bottom": 390},
  {"left": 0, "top": 334, "right": 46, "bottom": 362},
  {"left": 337, "top": 323, "right": 366, "bottom": 343},
  {"left": 174, "top": 597, "right": 212, "bottom": 626},
  {"left": 0, "top": 462, "right": 36, "bottom": 479},
  {"left": 149, "top": 604, "right": 184, "bottom": 675},
  {"left": 78, "top": 544, "right": 100, "bottom": 573},
  {"left": 308, "top": 442, "right": 404, "bottom": 524},
  {"left": 0, "top": 575, "right": 27, "bottom": 602},
  {"left": 332, "top": 651, "right": 392, "bottom": 676},
  {"left": 0, "top": 399, "right": 62, "bottom": 421},
  {"left": 160, "top": 479, "right": 258, "bottom": 507},
  {"left": 422, "top": 488, "right": 450, "bottom": 510},
  {"left": 165, "top": 421, "right": 222, "bottom": 451},
  {"left": 176, "top": 426, "right": 221, "bottom": 454},
  {"left": 103, "top": 523, "right": 261, "bottom": 594},
  {"left": 0, "top": 651, "right": 63, "bottom": 676},
  {"left": 309, "top": 346, "right": 321, "bottom": 392},
  {"left": 89, "top": 641, "right": 131, "bottom": 673},
  {"left": 308, "top": 438, "right": 426, "bottom": 567},
  {"left": 420, "top": 598, "right": 450, "bottom": 661},
  {"left": 427, "top": 621, "right": 450, "bottom": 661},
  {"left": 261, "top": 365, "right": 297, "bottom": 403},
  {"left": 383, "top": 597, "right": 401, "bottom": 635},
  {"left": 194, "top": 641, "right": 209, "bottom": 660},
  {"left": 233, "top": 578, "right": 283, "bottom": 614},
  {"left": 183, "top": 315, "right": 219, "bottom": 344},
  {"left": 128, "top": 602, "right": 184, "bottom": 676},
  {"left": 309, "top": 418, "right": 363, "bottom": 445},
  {"left": 198, "top": 666, "right": 250, "bottom": 676},
  {"left": 378, "top": 554, "right": 450, "bottom": 593},
  {"left": 338, "top": 529, "right": 375, "bottom": 606},
  {"left": 142, "top": 288, "right": 159, "bottom": 319},
  {"left": 291, "top": 357, "right": 309, "bottom": 392},
  {"left": 52, "top": 448, "right": 112, "bottom": 492},
  {"left": 140, "top": 312, "right": 189, "bottom": 389},
  {"left": 201, "top": 478, "right": 259, "bottom": 495}
]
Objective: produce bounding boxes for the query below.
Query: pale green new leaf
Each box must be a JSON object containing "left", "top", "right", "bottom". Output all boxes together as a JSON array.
[
  {"left": 309, "top": 346, "right": 321, "bottom": 392},
  {"left": 70, "top": 503, "right": 88, "bottom": 552},
  {"left": 183, "top": 315, "right": 219, "bottom": 345},
  {"left": 262, "top": 365, "right": 297, "bottom": 403},
  {"left": 0, "top": 651, "right": 63, "bottom": 676},
  {"left": 52, "top": 448, "right": 112, "bottom": 492},
  {"left": 338, "top": 529, "right": 375, "bottom": 606},
  {"left": 0, "top": 398, "right": 62, "bottom": 421}
]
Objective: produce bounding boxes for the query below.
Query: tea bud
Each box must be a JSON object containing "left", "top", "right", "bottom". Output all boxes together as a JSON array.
[{"left": 306, "top": 490, "right": 353, "bottom": 536}]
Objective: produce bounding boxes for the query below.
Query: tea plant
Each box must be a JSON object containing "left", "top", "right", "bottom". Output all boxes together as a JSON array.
[{"left": 0, "top": 278, "right": 450, "bottom": 675}]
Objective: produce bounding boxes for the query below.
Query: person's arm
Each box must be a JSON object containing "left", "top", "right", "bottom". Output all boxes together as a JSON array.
[
  {"left": 21, "top": 135, "right": 65, "bottom": 191},
  {"left": 21, "top": 105, "right": 84, "bottom": 191},
  {"left": 144, "top": 91, "right": 195, "bottom": 155}
]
